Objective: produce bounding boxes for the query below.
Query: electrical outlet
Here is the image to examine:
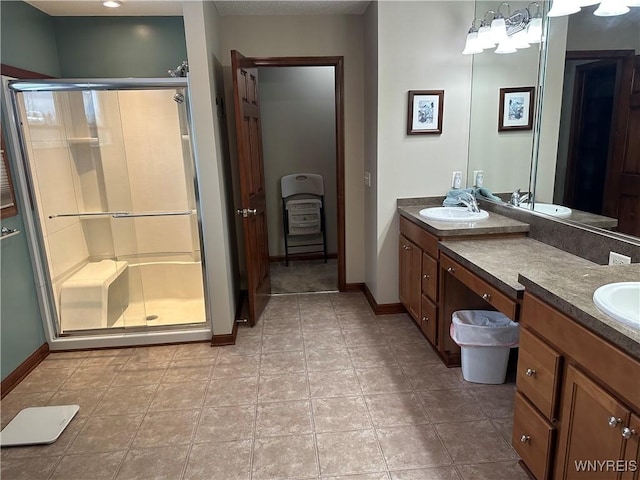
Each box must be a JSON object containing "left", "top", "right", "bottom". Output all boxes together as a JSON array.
[
  {"left": 609, "top": 252, "right": 631, "bottom": 265},
  {"left": 364, "top": 172, "right": 371, "bottom": 187},
  {"left": 473, "top": 170, "right": 483, "bottom": 187},
  {"left": 451, "top": 171, "right": 462, "bottom": 188}
]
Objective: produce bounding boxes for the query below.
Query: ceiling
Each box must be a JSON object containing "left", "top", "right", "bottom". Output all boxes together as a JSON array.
[{"left": 25, "top": 0, "right": 371, "bottom": 17}]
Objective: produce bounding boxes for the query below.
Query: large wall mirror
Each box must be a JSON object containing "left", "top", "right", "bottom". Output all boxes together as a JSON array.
[
  {"left": 467, "top": 0, "right": 544, "bottom": 198},
  {"left": 530, "top": 5, "right": 639, "bottom": 238}
]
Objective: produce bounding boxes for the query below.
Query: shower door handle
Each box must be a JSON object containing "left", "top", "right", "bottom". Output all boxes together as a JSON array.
[
  {"left": 49, "top": 211, "right": 128, "bottom": 219},
  {"left": 112, "top": 211, "right": 193, "bottom": 218}
]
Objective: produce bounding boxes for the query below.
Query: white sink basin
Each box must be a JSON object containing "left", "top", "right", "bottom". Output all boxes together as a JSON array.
[
  {"left": 593, "top": 282, "right": 640, "bottom": 330},
  {"left": 419, "top": 207, "right": 489, "bottom": 222},
  {"left": 518, "top": 202, "right": 572, "bottom": 218}
]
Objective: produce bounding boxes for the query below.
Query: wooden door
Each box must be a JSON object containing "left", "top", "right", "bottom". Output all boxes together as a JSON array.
[
  {"left": 231, "top": 50, "right": 270, "bottom": 326},
  {"left": 556, "top": 365, "right": 629, "bottom": 479},
  {"left": 564, "top": 60, "right": 617, "bottom": 213},
  {"left": 603, "top": 55, "right": 640, "bottom": 237}
]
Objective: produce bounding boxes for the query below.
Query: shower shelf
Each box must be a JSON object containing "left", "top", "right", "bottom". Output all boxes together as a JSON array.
[{"left": 67, "top": 137, "right": 99, "bottom": 146}]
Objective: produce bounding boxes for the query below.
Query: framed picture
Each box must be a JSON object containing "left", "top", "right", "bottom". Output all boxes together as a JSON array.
[
  {"left": 407, "top": 90, "right": 444, "bottom": 135},
  {"left": 498, "top": 87, "right": 535, "bottom": 131}
]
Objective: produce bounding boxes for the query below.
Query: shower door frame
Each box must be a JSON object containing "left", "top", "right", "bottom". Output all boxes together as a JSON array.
[{"left": 3, "top": 77, "right": 213, "bottom": 349}]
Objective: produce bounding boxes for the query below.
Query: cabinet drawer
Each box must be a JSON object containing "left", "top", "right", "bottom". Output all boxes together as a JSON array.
[
  {"left": 400, "top": 216, "right": 438, "bottom": 258},
  {"left": 516, "top": 328, "right": 562, "bottom": 421},
  {"left": 513, "top": 391, "right": 555, "bottom": 480},
  {"left": 440, "top": 255, "right": 517, "bottom": 319},
  {"left": 421, "top": 294, "right": 437, "bottom": 346},
  {"left": 421, "top": 253, "right": 438, "bottom": 302}
]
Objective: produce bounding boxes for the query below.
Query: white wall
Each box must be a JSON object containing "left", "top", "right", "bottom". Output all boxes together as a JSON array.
[
  {"left": 218, "top": 14, "right": 365, "bottom": 285},
  {"left": 183, "top": 1, "right": 237, "bottom": 336},
  {"left": 258, "top": 66, "right": 338, "bottom": 257},
  {"left": 371, "top": 1, "right": 475, "bottom": 304}
]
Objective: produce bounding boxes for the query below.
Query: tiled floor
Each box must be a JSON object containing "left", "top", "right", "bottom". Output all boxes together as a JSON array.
[
  {"left": 270, "top": 260, "right": 338, "bottom": 293},
  {"left": 0, "top": 291, "right": 528, "bottom": 480}
]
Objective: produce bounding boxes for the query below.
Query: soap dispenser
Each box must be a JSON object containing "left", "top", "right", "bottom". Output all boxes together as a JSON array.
[{"left": 453, "top": 172, "right": 462, "bottom": 189}]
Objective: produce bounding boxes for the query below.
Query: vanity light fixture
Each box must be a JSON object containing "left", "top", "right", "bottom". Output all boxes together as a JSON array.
[
  {"left": 546, "top": 0, "right": 638, "bottom": 16},
  {"left": 462, "top": 2, "right": 541, "bottom": 55},
  {"left": 102, "top": 0, "right": 121, "bottom": 7},
  {"left": 594, "top": 0, "right": 630, "bottom": 15}
]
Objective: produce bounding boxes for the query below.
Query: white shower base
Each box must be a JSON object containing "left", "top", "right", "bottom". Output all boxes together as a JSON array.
[{"left": 60, "top": 261, "right": 206, "bottom": 332}]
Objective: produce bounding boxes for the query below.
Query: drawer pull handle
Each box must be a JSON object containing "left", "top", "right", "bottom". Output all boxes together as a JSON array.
[
  {"left": 422, "top": 316, "right": 428, "bottom": 322},
  {"left": 422, "top": 274, "right": 429, "bottom": 279},
  {"left": 622, "top": 427, "right": 637, "bottom": 440},
  {"left": 482, "top": 293, "right": 492, "bottom": 301},
  {"left": 520, "top": 435, "right": 530, "bottom": 443},
  {"left": 405, "top": 245, "right": 412, "bottom": 251},
  {"left": 525, "top": 368, "right": 536, "bottom": 377},
  {"left": 608, "top": 417, "right": 622, "bottom": 428},
  {"left": 447, "top": 267, "right": 455, "bottom": 273}
]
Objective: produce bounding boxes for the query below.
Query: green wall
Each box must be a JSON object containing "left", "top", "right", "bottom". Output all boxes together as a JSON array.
[
  {"left": 1, "top": 1, "right": 55, "bottom": 381},
  {"left": 54, "top": 16, "right": 187, "bottom": 78},
  {"left": 0, "top": 1, "right": 61, "bottom": 76}
]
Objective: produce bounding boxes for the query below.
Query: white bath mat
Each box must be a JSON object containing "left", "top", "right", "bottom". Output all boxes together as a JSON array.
[{"left": 0, "top": 405, "right": 79, "bottom": 447}]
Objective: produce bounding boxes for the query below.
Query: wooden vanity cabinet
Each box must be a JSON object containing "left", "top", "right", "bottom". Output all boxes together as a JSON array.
[
  {"left": 399, "top": 217, "right": 440, "bottom": 348},
  {"left": 514, "top": 292, "right": 640, "bottom": 480}
]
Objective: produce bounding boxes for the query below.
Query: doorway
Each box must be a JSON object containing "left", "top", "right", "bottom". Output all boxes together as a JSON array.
[
  {"left": 258, "top": 66, "right": 338, "bottom": 294},
  {"left": 231, "top": 53, "right": 346, "bottom": 324}
]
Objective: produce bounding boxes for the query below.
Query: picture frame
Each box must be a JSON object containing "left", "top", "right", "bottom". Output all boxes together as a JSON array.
[
  {"left": 407, "top": 90, "right": 444, "bottom": 135},
  {"left": 498, "top": 87, "right": 535, "bottom": 131}
]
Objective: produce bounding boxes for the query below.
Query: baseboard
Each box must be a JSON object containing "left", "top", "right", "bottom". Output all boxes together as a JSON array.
[
  {"left": 362, "top": 284, "right": 407, "bottom": 315},
  {"left": 269, "top": 252, "right": 337, "bottom": 263},
  {"left": 211, "top": 320, "right": 239, "bottom": 346},
  {"left": 344, "top": 282, "right": 364, "bottom": 292},
  {"left": 211, "top": 290, "right": 246, "bottom": 346},
  {"left": 1, "top": 343, "right": 49, "bottom": 399}
]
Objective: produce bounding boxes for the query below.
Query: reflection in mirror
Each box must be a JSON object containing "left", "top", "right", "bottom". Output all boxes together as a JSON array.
[
  {"left": 534, "top": 6, "right": 640, "bottom": 237},
  {"left": 467, "top": 1, "right": 544, "bottom": 199},
  {"left": 1, "top": 129, "right": 18, "bottom": 219}
]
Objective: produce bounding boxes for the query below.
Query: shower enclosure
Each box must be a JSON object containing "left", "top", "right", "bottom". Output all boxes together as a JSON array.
[{"left": 6, "top": 79, "right": 209, "bottom": 340}]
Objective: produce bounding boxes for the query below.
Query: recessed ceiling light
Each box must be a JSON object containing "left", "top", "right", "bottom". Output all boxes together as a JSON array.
[{"left": 102, "top": 0, "right": 121, "bottom": 8}]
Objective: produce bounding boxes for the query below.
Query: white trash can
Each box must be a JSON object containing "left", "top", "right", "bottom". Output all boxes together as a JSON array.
[{"left": 450, "top": 310, "right": 519, "bottom": 384}]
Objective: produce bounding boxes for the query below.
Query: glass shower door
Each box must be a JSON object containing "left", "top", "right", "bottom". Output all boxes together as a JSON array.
[{"left": 15, "top": 88, "right": 148, "bottom": 333}]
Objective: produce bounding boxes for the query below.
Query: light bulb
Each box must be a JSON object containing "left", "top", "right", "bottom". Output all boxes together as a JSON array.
[
  {"left": 102, "top": 0, "right": 121, "bottom": 7},
  {"left": 477, "top": 25, "right": 496, "bottom": 49},
  {"left": 462, "top": 31, "right": 484, "bottom": 55},
  {"left": 594, "top": 0, "right": 630, "bottom": 14},
  {"left": 512, "top": 30, "right": 531, "bottom": 49},
  {"left": 490, "top": 17, "right": 508, "bottom": 43},
  {"left": 547, "top": 0, "right": 581, "bottom": 16},
  {"left": 526, "top": 17, "right": 543, "bottom": 43},
  {"left": 495, "top": 36, "right": 517, "bottom": 54}
]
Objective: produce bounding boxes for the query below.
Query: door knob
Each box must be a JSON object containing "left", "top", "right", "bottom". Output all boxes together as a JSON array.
[
  {"left": 482, "top": 293, "right": 492, "bottom": 301},
  {"left": 525, "top": 368, "right": 536, "bottom": 377},
  {"left": 447, "top": 267, "right": 455, "bottom": 273},
  {"left": 622, "top": 427, "right": 637, "bottom": 440},
  {"left": 520, "top": 434, "right": 530, "bottom": 443}
]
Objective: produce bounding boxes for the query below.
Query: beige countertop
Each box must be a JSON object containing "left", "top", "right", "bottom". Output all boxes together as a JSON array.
[
  {"left": 438, "top": 237, "right": 597, "bottom": 300},
  {"left": 518, "top": 263, "right": 640, "bottom": 359},
  {"left": 398, "top": 203, "right": 530, "bottom": 237}
]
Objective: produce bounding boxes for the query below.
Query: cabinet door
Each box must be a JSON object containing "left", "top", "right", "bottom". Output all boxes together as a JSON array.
[
  {"left": 556, "top": 365, "right": 630, "bottom": 479},
  {"left": 421, "top": 252, "right": 438, "bottom": 302},
  {"left": 399, "top": 234, "right": 420, "bottom": 321},
  {"left": 421, "top": 294, "right": 437, "bottom": 346}
]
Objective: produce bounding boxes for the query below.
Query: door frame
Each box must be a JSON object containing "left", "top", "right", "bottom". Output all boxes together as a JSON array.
[
  {"left": 564, "top": 50, "right": 634, "bottom": 216},
  {"left": 250, "top": 56, "right": 346, "bottom": 291}
]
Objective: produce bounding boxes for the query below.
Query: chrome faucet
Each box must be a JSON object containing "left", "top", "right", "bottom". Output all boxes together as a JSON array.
[
  {"left": 510, "top": 189, "right": 530, "bottom": 206},
  {"left": 457, "top": 192, "right": 480, "bottom": 213}
]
